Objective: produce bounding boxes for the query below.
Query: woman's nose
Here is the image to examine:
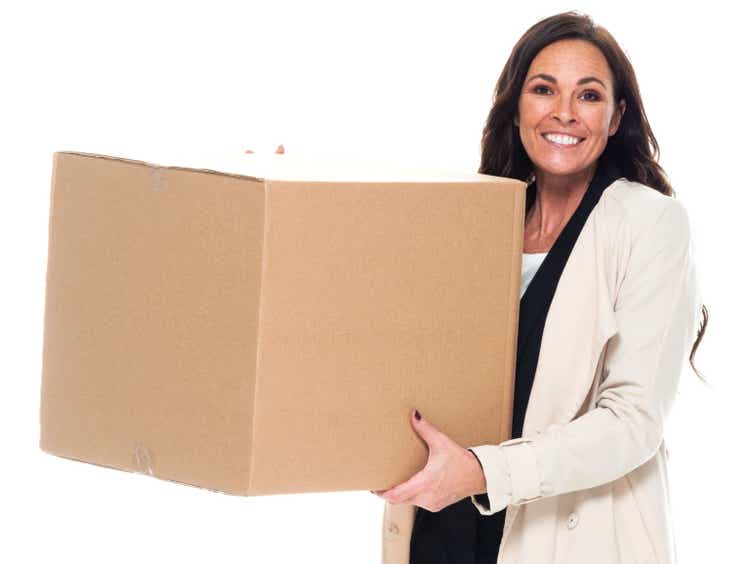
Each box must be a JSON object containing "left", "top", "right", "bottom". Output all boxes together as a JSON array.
[{"left": 552, "top": 96, "right": 577, "bottom": 124}]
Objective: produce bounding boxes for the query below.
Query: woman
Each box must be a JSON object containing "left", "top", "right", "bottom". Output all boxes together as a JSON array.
[{"left": 373, "top": 11, "right": 708, "bottom": 564}]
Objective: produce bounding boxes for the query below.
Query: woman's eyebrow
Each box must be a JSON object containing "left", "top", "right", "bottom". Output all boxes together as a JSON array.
[{"left": 526, "top": 73, "right": 606, "bottom": 88}]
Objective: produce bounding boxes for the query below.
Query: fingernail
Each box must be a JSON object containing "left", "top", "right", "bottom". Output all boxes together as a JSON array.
[{"left": 414, "top": 409, "right": 421, "bottom": 421}]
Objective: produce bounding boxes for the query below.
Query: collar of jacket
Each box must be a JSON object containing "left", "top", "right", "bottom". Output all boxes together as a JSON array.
[{"left": 521, "top": 157, "right": 625, "bottom": 436}]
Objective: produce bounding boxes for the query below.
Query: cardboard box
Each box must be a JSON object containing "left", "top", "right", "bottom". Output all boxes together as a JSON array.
[{"left": 39, "top": 150, "right": 526, "bottom": 496}]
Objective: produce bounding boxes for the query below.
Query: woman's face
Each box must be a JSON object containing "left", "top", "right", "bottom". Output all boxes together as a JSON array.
[{"left": 516, "top": 39, "right": 626, "bottom": 181}]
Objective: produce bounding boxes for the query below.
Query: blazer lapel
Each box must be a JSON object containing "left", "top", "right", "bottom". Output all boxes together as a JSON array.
[{"left": 521, "top": 183, "right": 620, "bottom": 436}]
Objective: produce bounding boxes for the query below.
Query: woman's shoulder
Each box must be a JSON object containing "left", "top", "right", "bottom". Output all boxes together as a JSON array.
[
  {"left": 597, "top": 178, "right": 695, "bottom": 305},
  {"left": 598, "top": 177, "right": 691, "bottom": 239}
]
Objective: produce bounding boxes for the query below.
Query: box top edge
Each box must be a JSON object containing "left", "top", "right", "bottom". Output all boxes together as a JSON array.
[
  {"left": 54, "top": 151, "right": 265, "bottom": 183},
  {"left": 53, "top": 150, "right": 527, "bottom": 187}
]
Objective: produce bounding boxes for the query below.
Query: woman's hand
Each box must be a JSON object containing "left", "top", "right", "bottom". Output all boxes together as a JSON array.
[
  {"left": 245, "top": 144, "right": 285, "bottom": 154},
  {"left": 370, "top": 409, "right": 487, "bottom": 512}
]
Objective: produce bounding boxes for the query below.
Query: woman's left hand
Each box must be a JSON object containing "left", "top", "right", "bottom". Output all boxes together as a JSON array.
[
  {"left": 371, "top": 410, "right": 487, "bottom": 512},
  {"left": 245, "top": 144, "right": 285, "bottom": 154}
]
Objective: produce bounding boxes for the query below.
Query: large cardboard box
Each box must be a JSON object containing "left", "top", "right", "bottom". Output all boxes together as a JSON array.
[{"left": 39, "top": 150, "right": 527, "bottom": 496}]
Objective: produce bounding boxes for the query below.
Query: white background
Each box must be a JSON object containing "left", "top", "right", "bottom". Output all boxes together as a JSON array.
[{"left": 2, "top": 1, "right": 745, "bottom": 562}]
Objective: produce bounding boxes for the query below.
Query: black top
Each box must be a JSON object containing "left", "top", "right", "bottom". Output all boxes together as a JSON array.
[{"left": 409, "top": 157, "right": 624, "bottom": 564}]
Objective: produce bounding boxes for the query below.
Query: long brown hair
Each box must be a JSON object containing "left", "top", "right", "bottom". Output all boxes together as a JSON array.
[{"left": 478, "top": 10, "right": 709, "bottom": 384}]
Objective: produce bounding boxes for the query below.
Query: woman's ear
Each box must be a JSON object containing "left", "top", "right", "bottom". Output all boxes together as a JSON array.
[{"left": 609, "top": 99, "right": 626, "bottom": 136}]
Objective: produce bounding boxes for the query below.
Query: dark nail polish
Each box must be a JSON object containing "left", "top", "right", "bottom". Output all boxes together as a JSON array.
[{"left": 415, "top": 409, "right": 421, "bottom": 421}]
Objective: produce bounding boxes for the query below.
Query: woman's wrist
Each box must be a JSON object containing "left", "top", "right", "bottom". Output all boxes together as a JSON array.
[{"left": 467, "top": 448, "right": 488, "bottom": 495}]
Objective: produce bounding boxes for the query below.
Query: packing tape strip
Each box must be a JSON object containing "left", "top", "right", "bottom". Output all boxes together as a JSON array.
[
  {"left": 133, "top": 443, "right": 155, "bottom": 476},
  {"left": 151, "top": 166, "right": 168, "bottom": 192}
]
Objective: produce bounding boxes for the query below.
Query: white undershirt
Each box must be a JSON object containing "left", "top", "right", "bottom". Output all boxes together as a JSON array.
[{"left": 521, "top": 252, "right": 548, "bottom": 298}]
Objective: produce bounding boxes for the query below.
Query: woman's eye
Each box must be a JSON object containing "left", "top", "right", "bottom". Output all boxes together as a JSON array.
[
  {"left": 582, "top": 90, "right": 601, "bottom": 101},
  {"left": 531, "top": 85, "right": 601, "bottom": 101}
]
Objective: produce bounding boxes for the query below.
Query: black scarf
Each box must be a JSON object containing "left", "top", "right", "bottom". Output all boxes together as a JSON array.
[{"left": 409, "top": 156, "right": 624, "bottom": 564}]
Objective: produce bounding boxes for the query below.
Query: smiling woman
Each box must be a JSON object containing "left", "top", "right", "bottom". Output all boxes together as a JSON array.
[
  {"left": 379, "top": 10, "right": 708, "bottom": 564},
  {"left": 514, "top": 39, "right": 626, "bottom": 190}
]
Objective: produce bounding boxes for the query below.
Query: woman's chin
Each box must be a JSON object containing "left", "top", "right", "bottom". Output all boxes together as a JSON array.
[{"left": 531, "top": 158, "right": 595, "bottom": 180}]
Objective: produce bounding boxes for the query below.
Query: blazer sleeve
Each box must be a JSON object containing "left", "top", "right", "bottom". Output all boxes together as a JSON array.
[{"left": 467, "top": 197, "right": 702, "bottom": 516}]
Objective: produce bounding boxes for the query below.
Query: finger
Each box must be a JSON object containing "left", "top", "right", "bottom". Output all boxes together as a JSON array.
[
  {"left": 275, "top": 144, "right": 285, "bottom": 154},
  {"left": 372, "top": 483, "right": 401, "bottom": 500},
  {"left": 381, "top": 471, "right": 429, "bottom": 504},
  {"left": 411, "top": 409, "right": 448, "bottom": 451}
]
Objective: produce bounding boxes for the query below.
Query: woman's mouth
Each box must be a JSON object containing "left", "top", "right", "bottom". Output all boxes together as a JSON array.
[{"left": 542, "top": 132, "right": 585, "bottom": 148}]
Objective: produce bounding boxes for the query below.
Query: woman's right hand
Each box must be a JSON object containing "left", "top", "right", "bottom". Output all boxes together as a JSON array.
[{"left": 245, "top": 144, "right": 285, "bottom": 154}]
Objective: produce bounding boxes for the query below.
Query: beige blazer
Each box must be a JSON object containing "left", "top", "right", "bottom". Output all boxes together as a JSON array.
[{"left": 380, "top": 178, "right": 703, "bottom": 564}]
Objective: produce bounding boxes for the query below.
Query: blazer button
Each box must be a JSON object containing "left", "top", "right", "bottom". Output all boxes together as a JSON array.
[
  {"left": 567, "top": 512, "right": 579, "bottom": 529},
  {"left": 387, "top": 523, "right": 400, "bottom": 536}
]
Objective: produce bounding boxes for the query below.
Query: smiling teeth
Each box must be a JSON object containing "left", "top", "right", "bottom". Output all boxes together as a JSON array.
[{"left": 544, "top": 133, "right": 582, "bottom": 145}]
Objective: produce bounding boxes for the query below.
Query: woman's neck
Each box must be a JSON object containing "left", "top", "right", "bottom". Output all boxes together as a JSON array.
[{"left": 527, "top": 164, "right": 597, "bottom": 238}]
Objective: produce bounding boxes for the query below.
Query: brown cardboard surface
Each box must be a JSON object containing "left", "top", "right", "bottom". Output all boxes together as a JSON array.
[{"left": 39, "top": 150, "right": 527, "bottom": 496}]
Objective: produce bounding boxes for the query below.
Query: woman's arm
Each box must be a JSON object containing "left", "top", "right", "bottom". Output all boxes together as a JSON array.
[{"left": 467, "top": 197, "right": 702, "bottom": 515}]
